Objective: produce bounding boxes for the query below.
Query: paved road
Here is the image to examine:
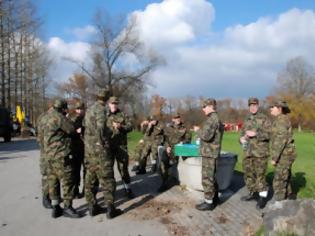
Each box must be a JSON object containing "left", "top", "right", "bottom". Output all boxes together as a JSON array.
[{"left": 0, "top": 138, "right": 262, "bottom": 236}]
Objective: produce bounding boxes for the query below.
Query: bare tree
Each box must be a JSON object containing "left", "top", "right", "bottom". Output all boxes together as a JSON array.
[{"left": 67, "top": 11, "right": 160, "bottom": 99}]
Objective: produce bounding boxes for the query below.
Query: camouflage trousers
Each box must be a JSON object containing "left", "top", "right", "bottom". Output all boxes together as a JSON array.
[
  {"left": 111, "top": 145, "right": 130, "bottom": 184},
  {"left": 84, "top": 151, "right": 116, "bottom": 206},
  {"left": 159, "top": 147, "right": 178, "bottom": 183},
  {"left": 47, "top": 156, "right": 74, "bottom": 207},
  {"left": 242, "top": 156, "right": 268, "bottom": 193},
  {"left": 39, "top": 153, "right": 49, "bottom": 197},
  {"left": 202, "top": 157, "right": 218, "bottom": 200},
  {"left": 273, "top": 154, "right": 295, "bottom": 201},
  {"left": 138, "top": 141, "right": 160, "bottom": 169}
]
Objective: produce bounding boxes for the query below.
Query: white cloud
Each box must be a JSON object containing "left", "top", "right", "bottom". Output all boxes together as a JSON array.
[
  {"left": 45, "top": 1, "right": 315, "bottom": 100},
  {"left": 132, "top": 2, "right": 315, "bottom": 99},
  {"left": 47, "top": 37, "right": 90, "bottom": 82},
  {"left": 65, "top": 25, "right": 97, "bottom": 41}
]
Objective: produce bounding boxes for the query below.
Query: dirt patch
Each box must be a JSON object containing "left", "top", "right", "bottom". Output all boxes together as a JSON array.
[
  {"left": 242, "top": 221, "right": 255, "bottom": 236},
  {"left": 126, "top": 198, "right": 181, "bottom": 220},
  {"left": 160, "top": 217, "right": 190, "bottom": 236},
  {"left": 215, "top": 213, "right": 229, "bottom": 224}
]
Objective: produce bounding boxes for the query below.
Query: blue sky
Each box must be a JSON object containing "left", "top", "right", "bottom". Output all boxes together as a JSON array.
[
  {"left": 37, "top": 0, "right": 315, "bottom": 99},
  {"left": 36, "top": 0, "right": 315, "bottom": 42}
]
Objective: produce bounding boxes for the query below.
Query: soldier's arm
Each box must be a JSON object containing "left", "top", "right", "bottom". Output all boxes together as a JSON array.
[
  {"left": 197, "top": 118, "right": 218, "bottom": 142},
  {"left": 121, "top": 114, "right": 133, "bottom": 133},
  {"left": 95, "top": 108, "right": 108, "bottom": 146},
  {"left": 60, "top": 116, "right": 75, "bottom": 135},
  {"left": 256, "top": 117, "right": 271, "bottom": 141},
  {"left": 184, "top": 129, "right": 192, "bottom": 143},
  {"left": 270, "top": 120, "right": 289, "bottom": 163}
]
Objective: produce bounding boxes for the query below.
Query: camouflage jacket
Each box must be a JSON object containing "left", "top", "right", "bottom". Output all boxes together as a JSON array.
[
  {"left": 36, "top": 111, "right": 47, "bottom": 150},
  {"left": 197, "top": 112, "right": 223, "bottom": 158},
  {"left": 43, "top": 108, "right": 75, "bottom": 159},
  {"left": 68, "top": 112, "right": 84, "bottom": 150},
  {"left": 240, "top": 111, "right": 271, "bottom": 157},
  {"left": 106, "top": 109, "right": 133, "bottom": 147},
  {"left": 165, "top": 122, "right": 191, "bottom": 148},
  {"left": 270, "top": 114, "right": 296, "bottom": 163},
  {"left": 145, "top": 121, "right": 165, "bottom": 145},
  {"left": 83, "top": 100, "right": 111, "bottom": 153}
]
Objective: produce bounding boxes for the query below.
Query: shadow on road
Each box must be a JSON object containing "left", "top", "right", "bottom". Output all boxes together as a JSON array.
[{"left": 0, "top": 138, "right": 39, "bottom": 155}]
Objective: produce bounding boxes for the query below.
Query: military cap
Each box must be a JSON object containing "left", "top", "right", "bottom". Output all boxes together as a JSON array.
[
  {"left": 270, "top": 100, "right": 291, "bottom": 113},
  {"left": 108, "top": 96, "right": 119, "bottom": 104},
  {"left": 96, "top": 88, "right": 110, "bottom": 98},
  {"left": 74, "top": 101, "right": 85, "bottom": 109},
  {"left": 173, "top": 113, "right": 181, "bottom": 118},
  {"left": 53, "top": 99, "right": 68, "bottom": 109},
  {"left": 202, "top": 98, "right": 216, "bottom": 107},
  {"left": 149, "top": 115, "right": 158, "bottom": 120},
  {"left": 248, "top": 97, "right": 259, "bottom": 106}
]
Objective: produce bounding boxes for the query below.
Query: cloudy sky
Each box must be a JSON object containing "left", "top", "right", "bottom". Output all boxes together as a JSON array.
[{"left": 35, "top": 0, "right": 315, "bottom": 99}]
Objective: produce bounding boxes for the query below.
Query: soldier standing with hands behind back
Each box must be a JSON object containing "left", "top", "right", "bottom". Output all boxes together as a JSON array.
[
  {"left": 269, "top": 100, "right": 296, "bottom": 201},
  {"left": 240, "top": 97, "right": 271, "bottom": 209},
  {"left": 194, "top": 98, "right": 224, "bottom": 211}
]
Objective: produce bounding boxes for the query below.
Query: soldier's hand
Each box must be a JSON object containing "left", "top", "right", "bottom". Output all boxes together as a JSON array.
[
  {"left": 245, "top": 130, "right": 256, "bottom": 137},
  {"left": 240, "top": 136, "right": 247, "bottom": 144},
  {"left": 139, "top": 139, "right": 144, "bottom": 144},
  {"left": 76, "top": 128, "right": 82, "bottom": 134},
  {"left": 113, "top": 122, "right": 121, "bottom": 130},
  {"left": 193, "top": 126, "right": 200, "bottom": 132},
  {"left": 166, "top": 146, "right": 172, "bottom": 155},
  {"left": 271, "top": 160, "right": 277, "bottom": 166}
]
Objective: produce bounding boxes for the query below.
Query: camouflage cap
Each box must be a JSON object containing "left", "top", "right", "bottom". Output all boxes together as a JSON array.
[
  {"left": 202, "top": 98, "right": 216, "bottom": 107},
  {"left": 74, "top": 101, "right": 85, "bottom": 109},
  {"left": 270, "top": 100, "right": 291, "bottom": 113},
  {"left": 108, "top": 96, "right": 119, "bottom": 104},
  {"left": 172, "top": 112, "right": 181, "bottom": 118},
  {"left": 53, "top": 99, "right": 68, "bottom": 109},
  {"left": 248, "top": 97, "right": 259, "bottom": 106}
]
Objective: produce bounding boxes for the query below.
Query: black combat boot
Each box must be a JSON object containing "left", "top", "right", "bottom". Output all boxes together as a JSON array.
[
  {"left": 42, "top": 195, "right": 52, "bottom": 209},
  {"left": 106, "top": 204, "right": 123, "bottom": 219},
  {"left": 256, "top": 197, "right": 267, "bottom": 210},
  {"left": 52, "top": 205, "right": 63, "bottom": 218},
  {"left": 135, "top": 168, "right": 146, "bottom": 175},
  {"left": 63, "top": 206, "right": 81, "bottom": 218},
  {"left": 213, "top": 191, "right": 220, "bottom": 205},
  {"left": 150, "top": 164, "right": 157, "bottom": 173},
  {"left": 125, "top": 189, "right": 135, "bottom": 199},
  {"left": 88, "top": 204, "right": 103, "bottom": 217},
  {"left": 240, "top": 192, "right": 257, "bottom": 201},
  {"left": 195, "top": 201, "right": 217, "bottom": 211},
  {"left": 131, "top": 165, "right": 139, "bottom": 172}
]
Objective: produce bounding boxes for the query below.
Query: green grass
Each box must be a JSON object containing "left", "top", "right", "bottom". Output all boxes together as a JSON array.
[{"left": 127, "top": 131, "right": 315, "bottom": 199}]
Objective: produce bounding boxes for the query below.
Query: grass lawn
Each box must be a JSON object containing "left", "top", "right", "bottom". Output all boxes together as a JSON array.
[{"left": 128, "top": 131, "right": 315, "bottom": 199}]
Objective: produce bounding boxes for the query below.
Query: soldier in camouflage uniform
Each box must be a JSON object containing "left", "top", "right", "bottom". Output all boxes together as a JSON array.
[
  {"left": 159, "top": 113, "right": 192, "bottom": 192},
  {"left": 269, "top": 100, "right": 296, "bottom": 201},
  {"left": 68, "top": 101, "right": 85, "bottom": 198},
  {"left": 84, "top": 89, "right": 122, "bottom": 218},
  {"left": 37, "top": 106, "right": 54, "bottom": 209},
  {"left": 194, "top": 98, "right": 224, "bottom": 211},
  {"left": 239, "top": 97, "right": 271, "bottom": 209},
  {"left": 44, "top": 99, "right": 81, "bottom": 218},
  {"left": 107, "top": 96, "right": 134, "bottom": 199},
  {"left": 136, "top": 116, "right": 165, "bottom": 174},
  {"left": 131, "top": 117, "right": 150, "bottom": 172}
]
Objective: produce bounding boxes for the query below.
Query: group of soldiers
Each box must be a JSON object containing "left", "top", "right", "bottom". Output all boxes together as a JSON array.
[
  {"left": 37, "top": 89, "right": 134, "bottom": 219},
  {"left": 37, "top": 90, "right": 296, "bottom": 219},
  {"left": 36, "top": 88, "right": 193, "bottom": 219},
  {"left": 191, "top": 97, "right": 296, "bottom": 212}
]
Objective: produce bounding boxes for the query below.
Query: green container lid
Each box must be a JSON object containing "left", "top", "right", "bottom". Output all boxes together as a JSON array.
[{"left": 174, "top": 144, "right": 200, "bottom": 157}]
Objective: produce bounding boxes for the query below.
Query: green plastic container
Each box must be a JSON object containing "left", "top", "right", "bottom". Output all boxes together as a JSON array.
[{"left": 174, "top": 144, "right": 200, "bottom": 157}]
